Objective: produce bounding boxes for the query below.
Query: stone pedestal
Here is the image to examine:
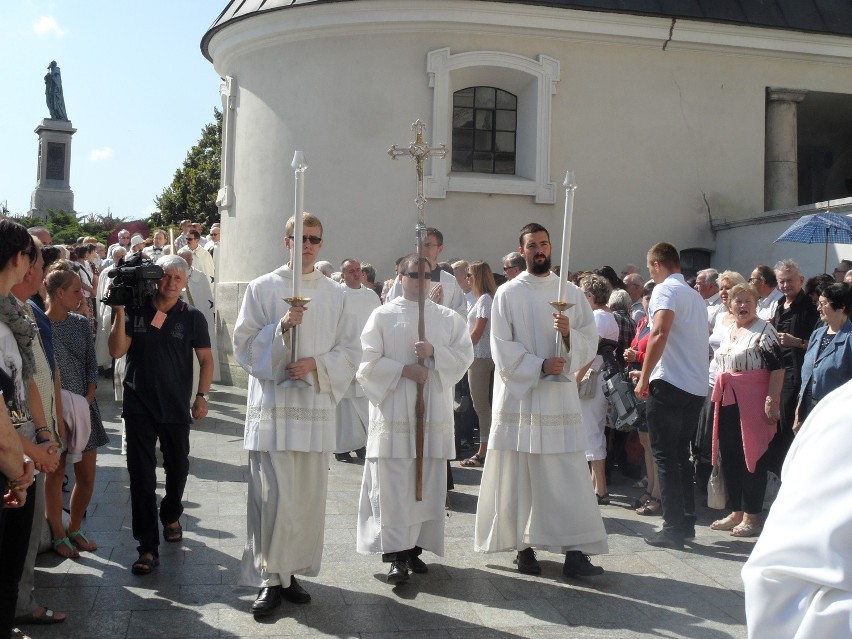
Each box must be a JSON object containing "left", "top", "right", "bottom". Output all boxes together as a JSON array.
[
  {"left": 29, "top": 118, "right": 76, "bottom": 219},
  {"left": 765, "top": 88, "right": 807, "bottom": 211}
]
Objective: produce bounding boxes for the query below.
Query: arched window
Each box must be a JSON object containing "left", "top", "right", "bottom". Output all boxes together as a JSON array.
[{"left": 452, "top": 87, "right": 517, "bottom": 174}]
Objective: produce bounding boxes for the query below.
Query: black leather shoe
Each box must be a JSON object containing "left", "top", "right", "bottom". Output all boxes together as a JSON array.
[
  {"left": 251, "top": 586, "right": 282, "bottom": 616},
  {"left": 281, "top": 576, "right": 311, "bottom": 604},
  {"left": 334, "top": 452, "right": 351, "bottom": 462},
  {"left": 644, "top": 529, "right": 685, "bottom": 549},
  {"left": 682, "top": 525, "right": 696, "bottom": 540},
  {"left": 387, "top": 560, "right": 410, "bottom": 584},
  {"left": 354, "top": 447, "right": 366, "bottom": 459},
  {"left": 563, "top": 551, "right": 604, "bottom": 577},
  {"left": 407, "top": 554, "right": 428, "bottom": 574},
  {"left": 513, "top": 547, "right": 541, "bottom": 575}
]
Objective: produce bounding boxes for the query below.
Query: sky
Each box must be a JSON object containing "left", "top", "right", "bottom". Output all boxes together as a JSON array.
[{"left": 0, "top": 1, "right": 223, "bottom": 220}]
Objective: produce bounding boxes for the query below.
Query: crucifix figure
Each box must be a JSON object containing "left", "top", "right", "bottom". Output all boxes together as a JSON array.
[{"left": 388, "top": 119, "right": 447, "bottom": 501}]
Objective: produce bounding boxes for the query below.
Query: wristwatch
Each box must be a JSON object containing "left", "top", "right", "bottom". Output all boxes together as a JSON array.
[{"left": 196, "top": 393, "right": 207, "bottom": 400}]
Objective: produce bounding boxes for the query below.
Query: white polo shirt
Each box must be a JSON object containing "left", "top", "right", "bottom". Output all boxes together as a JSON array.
[{"left": 649, "top": 273, "right": 710, "bottom": 396}]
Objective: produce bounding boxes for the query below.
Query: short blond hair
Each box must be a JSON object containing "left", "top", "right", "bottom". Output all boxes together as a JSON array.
[{"left": 285, "top": 212, "right": 323, "bottom": 238}]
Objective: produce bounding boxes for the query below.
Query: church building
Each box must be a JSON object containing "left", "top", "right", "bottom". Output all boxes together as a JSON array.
[{"left": 202, "top": 0, "right": 852, "bottom": 384}]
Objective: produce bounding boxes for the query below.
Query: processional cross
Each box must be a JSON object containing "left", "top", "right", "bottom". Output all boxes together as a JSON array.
[{"left": 388, "top": 119, "right": 447, "bottom": 501}]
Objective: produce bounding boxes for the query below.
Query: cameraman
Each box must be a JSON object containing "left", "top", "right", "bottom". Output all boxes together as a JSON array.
[{"left": 108, "top": 255, "right": 212, "bottom": 576}]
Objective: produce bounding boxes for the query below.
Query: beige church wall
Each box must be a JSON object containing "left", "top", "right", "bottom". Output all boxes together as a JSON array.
[{"left": 206, "top": 2, "right": 852, "bottom": 384}]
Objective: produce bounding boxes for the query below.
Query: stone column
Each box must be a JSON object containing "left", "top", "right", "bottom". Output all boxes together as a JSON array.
[
  {"left": 29, "top": 118, "right": 76, "bottom": 219},
  {"left": 765, "top": 88, "right": 807, "bottom": 211}
]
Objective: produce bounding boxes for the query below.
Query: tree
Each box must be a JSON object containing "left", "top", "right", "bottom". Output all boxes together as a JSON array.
[
  {"left": 150, "top": 109, "right": 222, "bottom": 231},
  {"left": 7, "top": 209, "right": 131, "bottom": 245}
]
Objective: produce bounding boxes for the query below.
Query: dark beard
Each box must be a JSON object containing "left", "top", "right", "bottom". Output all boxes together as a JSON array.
[{"left": 529, "top": 254, "right": 551, "bottom": 275}]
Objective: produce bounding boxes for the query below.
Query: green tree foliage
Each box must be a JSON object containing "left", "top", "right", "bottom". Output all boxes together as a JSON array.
[
  {"left": 8, "top": 210, "right": 130, "bottom": 244},
  {"left": 150, "top": 109, "right": 222, "bottom": 231}
]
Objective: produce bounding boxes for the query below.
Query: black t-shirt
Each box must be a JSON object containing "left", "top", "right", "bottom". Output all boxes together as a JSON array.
[
  {"left": 773, "top": 290, "right": 819, "bottom": 374},
  {"left": 122, "top": 300, "right": 210, "bottom": 424}
]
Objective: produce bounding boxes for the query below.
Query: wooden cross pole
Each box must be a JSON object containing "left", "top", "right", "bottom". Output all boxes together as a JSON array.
[{"left": 388, "top": 119, "right": 448, "bottom": 501}]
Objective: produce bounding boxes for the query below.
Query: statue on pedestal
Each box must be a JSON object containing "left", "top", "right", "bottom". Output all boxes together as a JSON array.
[{"left": 44, "top": 60, "right": 68, "bottom": 121}]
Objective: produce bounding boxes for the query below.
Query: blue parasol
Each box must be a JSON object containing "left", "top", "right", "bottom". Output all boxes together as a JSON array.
[{"left": 774, "top": 212, "right": 852, "bottom": 272}]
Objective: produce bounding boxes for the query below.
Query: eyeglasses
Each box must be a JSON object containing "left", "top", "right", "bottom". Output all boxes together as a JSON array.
[
  {"left": 403, "top": 271, "right": 426, "bottom": 280},
  {"left": 817, "top": 299, "right": 832, "bottom": 308},
  {"left": 287, "top": 235, "right": 322, "bottom": 245},
  {"left": 748, "top": 277, "right": 760, "bottom": 283},
  {"left": 503, "top": 265, "right": 518, "bottom": 272}
]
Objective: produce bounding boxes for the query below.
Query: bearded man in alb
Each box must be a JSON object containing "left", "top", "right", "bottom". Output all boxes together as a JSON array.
[
  {"left": 233, "top": 213, "right": 360, "bottom": 616},
  {"left": 356, "top": 254, "right": 473, "bottom": 583},
  {"left": 474, "top": 222, "right": 608, "bottom": 578}
]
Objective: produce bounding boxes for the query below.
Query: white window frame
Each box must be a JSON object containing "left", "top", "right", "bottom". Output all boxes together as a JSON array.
[{"left": 426, "top": 48, "right": 559, "bottom": 204}]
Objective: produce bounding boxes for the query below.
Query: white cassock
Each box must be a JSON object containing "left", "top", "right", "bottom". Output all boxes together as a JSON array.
[
  {"left": 191, "top": 245, "right": 215, "bottom": 282},
  {"left": 335, "top": 284, "right": 380, "bottom": 453},
  {"left": 183, "top": 267, "right": 219, "bottom": 382},
  {"left": 386, "top": 270, "right": 467, "bottom": 316},
  {"left": 95, "top": 267, "right": 114, "bottom": 368},
  {"left": 474, "top": 272, "right": 608, "bottom": 555},
  {"left": 356, "top": 298, "right": 473, "bottom": 557},
  {"left": 233, "top": 266, "right": 360, "bottom": 587},
  {"left": 742, "top": 379, "right": 852, "bottom": 639}
]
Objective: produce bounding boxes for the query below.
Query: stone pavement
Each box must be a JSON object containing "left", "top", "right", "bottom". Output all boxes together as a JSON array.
[{"left": 27, "top": 383, "right": 754, "bottom": 638}]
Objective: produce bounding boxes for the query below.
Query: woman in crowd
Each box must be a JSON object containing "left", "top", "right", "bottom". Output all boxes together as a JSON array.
[
  {"left": 73, "top": 245, "right": 97, "bottom": 331},
  {"left": 459, "top": 261, "right": 496, "bottom": 467},
  {"left": 710, "top": 283, "right": 784, "bottom": 537},
  {"left": 795, "top": 282, "right": 852, "bottom": 431},
  {"left": 694, "top": 271, "right": 746, "bottom": 491},
  {"left": 624, "top": 282, "right": 660, "bottom": 515},
  {"left": 0, "top": 219, "right": 55, "bottom": 639},
  {"left": 577, "top": 274, "right": 618, "bottom": 505},
  {"left": 44, "top": 263, "right": 109, "bottom": 556}
]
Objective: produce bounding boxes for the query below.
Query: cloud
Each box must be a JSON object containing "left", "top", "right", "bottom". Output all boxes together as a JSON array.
[
  {"left": 33, "top": 15, "right": 68, "bottom": 37},
  {"left": 89, "top": 147, "right": 113, "bottom": 162}
]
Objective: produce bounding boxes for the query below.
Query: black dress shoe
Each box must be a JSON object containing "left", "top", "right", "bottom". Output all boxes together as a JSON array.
[
  {"left": 513, "top": 547, "right": 541, "bottom": 575},
  {"left": 281, "top": 576, "right": 311, "bottom": 604},
  {"left": 334, "top": 452, "right": 351, "bottom": 462},
  {"left": 407, "top": 554, "right": 428, "bottom": 574},
  {"left": 251, "top": 586, "right": 282, "bottom": 616},
  {"left": 354, "top": 447, "right": 366, "bottom": 459},
  {"left": 387, "top": 560, "right": 410, "bottom": 584},
  {"left": 563, "top": 551, "right": 604, "bottom": 577},
  {"left": 644, "top": 529, "right": 685, "bottom": 550}
]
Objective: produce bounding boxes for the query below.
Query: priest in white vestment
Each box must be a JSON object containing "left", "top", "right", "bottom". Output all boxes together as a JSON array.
[
  {"left": 474, "top": 222, "right": 609, "bottom": 578},
  {"left": 233, "top": 213, "right": 360, "bottom": 616},
  {"left": 356, "top": 254, "right": 474, "bottom": 583},
  {"left": 334, "top": 259, "right": 380, "bottom": 461},
  {"left": 742, "top": 379, "right": 852, "bottom": 639},
  {"left": 178, "top": 248, "right": 220, "bottom": 383}
]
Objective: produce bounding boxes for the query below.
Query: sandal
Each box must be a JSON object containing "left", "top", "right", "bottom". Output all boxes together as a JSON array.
[
  {"left": 731, "top": 522, "right": 762, "bottom": 538},
  {"left": 51, "top": 537, "right": 80, "bottom": 559},
  {"left": 163, "top": 521, "right": 183, "bottom": 543},
  {"left": 711, "top": 515, "right": 743, "bottom": 531},
  {"left": 68, "top": 529, "right": 97, "bottom": 552},
  {"left": 596, "top": 493, "right": 611, "bottom": 506},
  {"left": 632, "top": 492, "right": 652, "bottom": 509},
  {"left": 459, "top": 454, "right": 485, "bottom": 468},
  {"left": 131, "top": 553, "right": 159, "bottom": 575},
  {"left": 14, "top": 608, "right": 66, "bottom": 625},
  {"left": 636, "top": 497, "right": 661, "bottom": 516}
]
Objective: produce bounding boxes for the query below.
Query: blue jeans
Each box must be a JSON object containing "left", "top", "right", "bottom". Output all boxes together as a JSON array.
[{"left": 647, "top": 380, "right": 704, "bottom": 533}]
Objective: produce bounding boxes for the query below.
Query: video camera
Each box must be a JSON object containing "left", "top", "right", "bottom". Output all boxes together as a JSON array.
[
  {"left": 598, "top": 338, "right": 640, "bottom": 432},
  {"left": 100, "top": 251, "right": 163, "bottom": 309}
]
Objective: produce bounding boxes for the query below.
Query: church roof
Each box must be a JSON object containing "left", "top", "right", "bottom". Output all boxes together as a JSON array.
[{"left": 202, "top": 0, "right": 852, "bottom": 61}]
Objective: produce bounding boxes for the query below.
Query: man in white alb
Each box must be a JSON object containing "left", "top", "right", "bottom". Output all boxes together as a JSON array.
[
  {"left": 357, "top": 254, "right": 473, "bottom": 583},
  {"left": 333, "top": 258, "right": 379, "bottom": 462},
  {"left": 233, "top": 213, "right": 360, "bottom": 616},
  {"left": 474, "top": 222, "right": 608, "bottom": 578}
]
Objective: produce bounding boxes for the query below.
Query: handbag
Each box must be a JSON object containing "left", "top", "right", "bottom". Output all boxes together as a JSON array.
[
  {"left": 578, "top": 366, "right": 599, "bottom": 399},
  {"left": 707, "top": 461, "right": 727, "bottom": 510}
]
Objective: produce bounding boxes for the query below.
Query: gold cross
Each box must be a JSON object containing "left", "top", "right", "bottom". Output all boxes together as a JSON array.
[{"left": 388, "top": 119, "right": 447, "bottom": 225}]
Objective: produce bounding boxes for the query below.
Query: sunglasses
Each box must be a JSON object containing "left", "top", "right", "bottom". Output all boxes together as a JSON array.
[
  {"left": 287, "top": 235, "right": 322, "bottom": 245},
  {"left": 404, "top": 271, "right": 427, "bottom": 280}
]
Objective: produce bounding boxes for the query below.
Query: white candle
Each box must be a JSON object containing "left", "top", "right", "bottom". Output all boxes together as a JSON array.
[
  {"left": 291, "top": 151, "right": 308, "bottom": 298},
  {"left": 557, "top": 171, "right": 577, "bottom": 301},
  {"left": 169, "top": 228, "right": 174, "bottom": 255}
]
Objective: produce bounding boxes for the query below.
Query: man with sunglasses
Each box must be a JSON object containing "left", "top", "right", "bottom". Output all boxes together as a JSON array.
[
  {"left": 501, "top": 252, "right": 524, "bottom": 281},
  {"left": 356, "top": 254, "right": 473, "bottom": 583},
  {"left": 475, "top": 223, "right": 608, "bottom": 578},
  {"left": 233, "top": 213, "right": 361, "bottom": 617},
  {"left": 384, "top": 228, "right": 466, "bottom": 315}
]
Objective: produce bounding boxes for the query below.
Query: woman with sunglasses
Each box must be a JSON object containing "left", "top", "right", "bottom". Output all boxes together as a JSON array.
[{"left": 459, "top": 261, "right": 497, "bottom": 468}]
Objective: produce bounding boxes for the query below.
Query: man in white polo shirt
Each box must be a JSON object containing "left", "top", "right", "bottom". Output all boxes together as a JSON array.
[{"left": 634, "top": 242, "right": 709, "bottom": 549}]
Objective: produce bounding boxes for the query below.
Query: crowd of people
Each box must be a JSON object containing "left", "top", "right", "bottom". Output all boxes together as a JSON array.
[{"left": 2, "top": 213, "right": 852, "bottom": 637}]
